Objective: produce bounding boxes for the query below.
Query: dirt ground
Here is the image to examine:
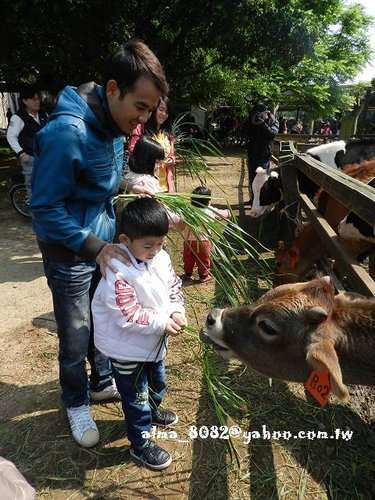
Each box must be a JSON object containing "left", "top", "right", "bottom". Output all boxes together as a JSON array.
[{"left": 1, "top": 149, "right": 375, "bottom": 499}]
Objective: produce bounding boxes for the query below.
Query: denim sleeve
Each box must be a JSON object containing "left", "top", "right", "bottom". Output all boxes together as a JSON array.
[{"left": 30, "top": 124, "right": 93, "bottom": 252}]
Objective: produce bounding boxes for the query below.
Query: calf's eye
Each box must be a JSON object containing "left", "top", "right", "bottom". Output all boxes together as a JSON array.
[{"left": 258, "top": 320, "right": 278, "bottom": 336}]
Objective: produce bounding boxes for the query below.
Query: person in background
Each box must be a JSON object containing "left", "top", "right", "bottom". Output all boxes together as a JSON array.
[
  {"left": 123, "top": 136, "right": 181, "bottom": 228},
  {"left": 245, "top": 104, "right": 279, "bottom": 192},
  {"left": 6, "top": 88, "right": 48, "bottom": 200},
  {"left": 279, "top": 116, "right": 288, "bottom": 134},
  {"left": 182, "top": 185, "right": 231, "bottom": 283},
  {"left": 321, "top": 120, "right": 332, "bottom": 143},
  {"left": 6, "top": 108, "right": 13, "bottom": 125},
  {"left": 92, "top": 197, "right": 186, "bottom": 470},
  {"left": 29, "top": 39, "right": 168, "bottom": 449},
  {"left": 123, "top": 135, "right": 165, "bottom": 195},
  {"left": 128, "top": 96, "right": 175, "bottom": 192}
]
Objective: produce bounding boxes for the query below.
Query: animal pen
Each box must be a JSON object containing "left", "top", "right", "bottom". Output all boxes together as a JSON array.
[{"left": 275, "top": 139, "right": 375, "bottom": 297}]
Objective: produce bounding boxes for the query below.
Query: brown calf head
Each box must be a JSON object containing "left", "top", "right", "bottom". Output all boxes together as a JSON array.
[
  {"left": 274, "top": 225, "right": 326, "bottom": 286},
  {"left": 274, "top": 240, "right": 301, "bottom": 285},
  {"left": 205, "top": 276, "right": 349, "bottom": 401}
]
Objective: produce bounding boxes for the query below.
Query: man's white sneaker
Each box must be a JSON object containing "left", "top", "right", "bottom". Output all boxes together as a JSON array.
[
  {"left": 66, "top": 404, "right": 99, "bottom": 447},
  {"left": 90, "top": 382, "right": 121, "bottom": 402}
]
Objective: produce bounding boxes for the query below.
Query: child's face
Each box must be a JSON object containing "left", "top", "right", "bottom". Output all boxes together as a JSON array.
[{"left": 120, "top": 234, "right": 166, "bottom": 261}]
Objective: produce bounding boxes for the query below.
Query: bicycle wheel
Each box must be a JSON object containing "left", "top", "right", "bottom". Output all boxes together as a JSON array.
[{"left": 10, "top": 184, "right": 31, "bottom": 218}]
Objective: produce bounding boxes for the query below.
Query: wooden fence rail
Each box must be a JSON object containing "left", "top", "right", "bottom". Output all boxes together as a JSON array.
[{"left": 276, "top": 140, "right": 375, "bottom": 297}]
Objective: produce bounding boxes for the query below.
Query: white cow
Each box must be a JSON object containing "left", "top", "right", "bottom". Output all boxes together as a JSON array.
[
  {"left": 248, "top": 139, "right": 375, "bottom": 217},
  {"left": 305, "top": 140, "right": 346, "bottom": 168}
]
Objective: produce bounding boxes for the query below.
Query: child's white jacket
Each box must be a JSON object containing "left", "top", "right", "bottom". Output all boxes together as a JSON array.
[{"left": 92, "top": 244, "right": 185, "bottom": 363}]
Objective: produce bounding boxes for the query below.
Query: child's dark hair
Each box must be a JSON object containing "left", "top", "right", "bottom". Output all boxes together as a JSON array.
[
  {"left": 191, "top": 185, "right": 211, "bottom": 207},
  {"left": 120, "top": 197, "right": 169, "bottom": 239},
  {"left": 128, "top": 135, "right": 165, "bottom": 175}
]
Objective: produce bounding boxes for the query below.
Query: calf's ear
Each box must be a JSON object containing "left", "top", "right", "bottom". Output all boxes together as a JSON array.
[{"left": 306, "top": 339, "right": 349, "bottom": 401}]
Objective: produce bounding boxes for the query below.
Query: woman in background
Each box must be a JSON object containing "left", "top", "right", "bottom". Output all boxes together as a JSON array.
[{"left": 128, "top": 96, "right": 175, "bottom": 192}]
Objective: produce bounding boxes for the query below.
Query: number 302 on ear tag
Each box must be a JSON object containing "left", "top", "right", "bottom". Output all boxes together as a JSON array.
[{"left": 305, "top": 370, "right": 331, "bottom": 406}]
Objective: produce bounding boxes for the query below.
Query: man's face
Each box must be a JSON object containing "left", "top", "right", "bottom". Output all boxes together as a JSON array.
[
  {"left": 106, "top": 77, "right": 162, "bottom": 134},
  {"left": 23, "top": 94, "right": 41, "bottom": 114}
]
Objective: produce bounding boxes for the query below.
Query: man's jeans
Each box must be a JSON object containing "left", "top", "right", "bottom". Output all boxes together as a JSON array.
[
  {"left": 111, "top": 360, "right": 166, "bottom": 449},
  {"left": 43, "top": 257, "right": 114, "bottom": 408},
  {"left": 20, "top": 156, "right": 33, "bottom": 201}
]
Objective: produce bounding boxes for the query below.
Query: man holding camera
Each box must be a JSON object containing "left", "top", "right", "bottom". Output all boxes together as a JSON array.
[{"left": 245, "top": 104, "right": 279, "bottom": 193}]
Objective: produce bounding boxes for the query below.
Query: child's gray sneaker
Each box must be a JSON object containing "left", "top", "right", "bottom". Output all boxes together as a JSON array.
[
  {"left": 66, "top": 404, "right": 99, "bottom": 447},
  {"left": 152, "top": 409, "right": 178, "bottom": 427},
  {"left": 130, "top": 441, "right": 172, "bottom": 470}
]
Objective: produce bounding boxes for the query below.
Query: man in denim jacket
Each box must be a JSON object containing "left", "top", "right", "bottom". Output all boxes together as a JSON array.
[{"left": 30, "top": 40, "right": 168, "bottom": 448}]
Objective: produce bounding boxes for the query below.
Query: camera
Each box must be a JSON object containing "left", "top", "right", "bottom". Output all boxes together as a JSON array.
[{"left": 254, "top": 113, "right": 263, "bottom": 122}]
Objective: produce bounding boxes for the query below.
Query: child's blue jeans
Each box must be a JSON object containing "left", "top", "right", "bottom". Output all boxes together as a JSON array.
[{"left": 111, "top": 359, "right": 166, "bottom": 449}]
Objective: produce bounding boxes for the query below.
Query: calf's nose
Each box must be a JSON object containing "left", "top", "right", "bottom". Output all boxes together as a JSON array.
[
  {"left": 206, "top": 312, "right": 216, "bottom": 326},
  {"left": 206, "top": 308, "right": 221, "bottom": 327}
]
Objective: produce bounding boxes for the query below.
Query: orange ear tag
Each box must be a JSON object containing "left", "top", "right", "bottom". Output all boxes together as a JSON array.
[
  {"left": 305, "top": 370, "right": 331, "bottom": 406},
  {"left": 290, "top": 255, "right": 298, "bottom": 269}
]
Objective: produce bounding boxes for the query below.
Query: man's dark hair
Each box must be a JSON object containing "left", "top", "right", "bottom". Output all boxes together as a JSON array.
[
  {"left": 102, "top": 39, "right": 169, "bottom": 97},
  {"left": 191, "top": 185, "right": 212, "bottom": 207},
  {"left": 145, "top": 96, "right": 173, "bottom": 137},
  {"left": 19, "top": 88, "right": 39, "bottom": 102},
  {"left": 120, "top": 197, "right": 169, "bottom": 239},
  {"left": 128, "top": 136, "right": 165, "bottom": 175}
]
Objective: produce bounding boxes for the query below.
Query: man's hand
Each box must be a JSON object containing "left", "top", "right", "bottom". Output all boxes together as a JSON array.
[
  {"left": 165, "top": 312, "right": 187, "bottom": 337},
  {"left": 96, "top": 244, "right": 131, "bottom": 278},
  {"left": 251, "top": 115, "right": 264, "bottom": 126},
  {"left": 20, "top": 153, "right": 32, "bottom": 165}
]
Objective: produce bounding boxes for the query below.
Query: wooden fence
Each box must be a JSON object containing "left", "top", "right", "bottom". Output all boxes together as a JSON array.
[{"left": 275, "top": 140, "right": 375, "bottom": 297}]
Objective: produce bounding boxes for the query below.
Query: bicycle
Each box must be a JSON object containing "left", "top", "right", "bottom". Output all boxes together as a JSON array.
[{"left": 9, "top": 174, "right": 31, "bottom": 218}]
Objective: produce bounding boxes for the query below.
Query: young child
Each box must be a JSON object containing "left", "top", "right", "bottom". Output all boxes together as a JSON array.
[
  {"left": 123, "top": 135, "right": 180, "bottom": 228},
  {"left": 92, "top": 197, "right": 187, "bottom": 470},
  {"left": 183, "top": 186, "right": 231, "bottom": 283},
  {"left": 123, "top": 135, "right": 165, "bottom": 195}
]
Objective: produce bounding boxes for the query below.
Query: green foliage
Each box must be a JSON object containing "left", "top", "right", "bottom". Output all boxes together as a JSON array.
[
  {"left": 0, "top": 0, "right": 372, "bottom": 118},
  {"left": 116, "top": 191, "right": 272, "bottom": 307},
  {"left": 172, "top": 113, "right": 226, "bottom": 186},
  {"left": 0, "top": 146, "right": 13, "bottom": 156}
]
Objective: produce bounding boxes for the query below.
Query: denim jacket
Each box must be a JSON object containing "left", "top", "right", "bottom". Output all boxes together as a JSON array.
[{"left": 30, "top": 83, "right": 124, "bottom": 260}]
